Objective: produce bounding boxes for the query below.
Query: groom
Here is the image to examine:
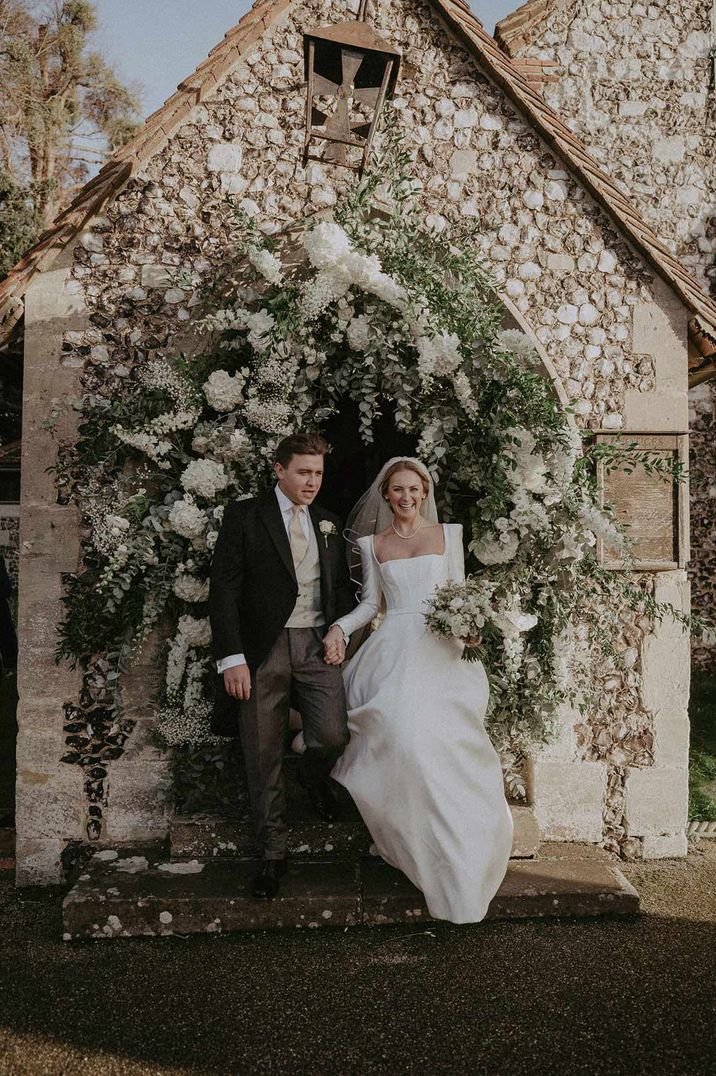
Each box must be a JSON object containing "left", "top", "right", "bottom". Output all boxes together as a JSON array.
[{"left": 208, "top": 430, "right": 355, "bottom": 898}]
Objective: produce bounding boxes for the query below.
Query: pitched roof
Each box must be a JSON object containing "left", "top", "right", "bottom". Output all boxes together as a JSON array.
[
  {"left": 2, "top": 0, "right": 716, "bottom": 379},
  {"left": 494, "top": 0, "right": 568, "bottom": 55}
]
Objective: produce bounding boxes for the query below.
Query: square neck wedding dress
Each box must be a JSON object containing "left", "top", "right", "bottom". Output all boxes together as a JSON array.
[{"left": 331, "top": 523, "right": 514, "bottom": 924}]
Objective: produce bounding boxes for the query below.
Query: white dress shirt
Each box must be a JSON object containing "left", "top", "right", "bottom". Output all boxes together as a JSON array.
[{"left": 215, "top": 485, "right": 347, "bottom": 674}]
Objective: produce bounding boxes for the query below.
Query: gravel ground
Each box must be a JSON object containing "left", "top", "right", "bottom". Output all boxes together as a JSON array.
[{"left": 0, "top": 841, "right": 714, "bottom": 1076}]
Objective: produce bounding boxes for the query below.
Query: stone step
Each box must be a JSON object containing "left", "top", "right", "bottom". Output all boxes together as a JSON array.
[
  {"left": 170, "top": 802, "right": 540, "bottom": 862},
  {"left": 62, "top": 849, "right": 639, "bottom": 940}
]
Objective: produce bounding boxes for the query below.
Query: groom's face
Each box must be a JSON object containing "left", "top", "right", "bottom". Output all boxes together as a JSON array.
[{"left": 275, "top": 453, "right": 324, "bottom": 505}]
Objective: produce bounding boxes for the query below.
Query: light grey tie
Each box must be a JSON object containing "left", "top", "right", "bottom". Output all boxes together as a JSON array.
[{"left": 289, "top": 504, "right": 309, "bottom": 567}]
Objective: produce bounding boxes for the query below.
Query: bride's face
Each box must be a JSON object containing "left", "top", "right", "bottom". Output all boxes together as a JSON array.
[{"left": 385, "top": 470, "right": 425, "bottom": 521}]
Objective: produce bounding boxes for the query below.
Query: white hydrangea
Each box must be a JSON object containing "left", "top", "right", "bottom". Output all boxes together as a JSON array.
[
  {"left": 341, "top": 250, "right": 383, "bottom": 289},
  {"left": 495, "top": 329, "right": 540, "bottom": 365},
  {"left": 167, "top": 495, "right": 209, "bottom": 539},
  {"left": 346, "top": 314, "right": 372, "bottom": 351},
  {"left": 303, "top": 221, "right": 353, "bottom": 270},
  {"left": 367, "top": 271, "right": 406, "bottom": 309},
  {"left": 301, "top": 220, "right": 407, "bottom": 315},
  {"left": 173, "top": 571, "right": 210, "bottom": 603},
  {"left": 416, "top": 331, "right": 463, "bottom": 379},
  {"left": 203, "top": 370, "right": 246, "bottom": 412},
  {"left": 180, "top": 459, "right": 229, "bottom": 499},
  {"left": 248, "top": 246, "right": 283, "bottom": 285},
  {"left": 178, "top": 614, "right": 212, "bottom": 648}
]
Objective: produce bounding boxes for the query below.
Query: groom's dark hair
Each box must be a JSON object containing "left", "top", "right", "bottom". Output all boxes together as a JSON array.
[{"left": 275, "top": 430, "right": 331, "bottom": 467}]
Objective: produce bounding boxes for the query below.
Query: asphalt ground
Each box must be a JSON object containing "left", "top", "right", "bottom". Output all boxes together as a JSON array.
[{"left": 0, "top": 841, "right": 714, "bottom": 1076}]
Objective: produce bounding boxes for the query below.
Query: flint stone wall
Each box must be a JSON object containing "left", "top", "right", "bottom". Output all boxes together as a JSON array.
[
  {"left": 507, "top": 0, "right": 715, "bottom": 666},
  {"left": 16, "top": 0, "right": 691, "bottom": 882}
]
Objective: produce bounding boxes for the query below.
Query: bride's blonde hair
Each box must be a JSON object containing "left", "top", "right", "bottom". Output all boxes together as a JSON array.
[{"left": 380, "top": 459, "right": 430, "bottom": 500}]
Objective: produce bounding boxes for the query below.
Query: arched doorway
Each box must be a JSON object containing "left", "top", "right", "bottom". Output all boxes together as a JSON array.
[{"left": 320, "top": 397, "right": 417, "bottom": 520}]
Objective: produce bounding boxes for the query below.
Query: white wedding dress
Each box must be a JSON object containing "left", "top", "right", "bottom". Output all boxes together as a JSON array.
[{"left": 331, "top": 523, "right": 514, "bottom": 924}]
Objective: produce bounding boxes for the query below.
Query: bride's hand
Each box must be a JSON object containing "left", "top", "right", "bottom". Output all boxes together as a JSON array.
[
  {"left": 465, "top": 634, "right": 482, "bottom": 647},
  {"left": 323, "top": 624, "right": 346, "bottom": 665}
]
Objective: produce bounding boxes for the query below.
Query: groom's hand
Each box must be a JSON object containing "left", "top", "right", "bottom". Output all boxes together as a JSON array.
[
  {"left": 223, "top": 664, "right": 252, "bottom": 700},
  {"left": 323, "top": 625, "right": 346, "bottom": 665}
]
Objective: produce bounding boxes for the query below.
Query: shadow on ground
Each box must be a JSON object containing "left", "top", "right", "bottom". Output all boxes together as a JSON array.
[{"left": 0, "top": 843, "right": 715, "bottom": 1075}]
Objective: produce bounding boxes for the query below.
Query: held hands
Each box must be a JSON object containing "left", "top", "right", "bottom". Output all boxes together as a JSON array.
[
  {"left": 223, "top": 663, "right": 252, "bottom": 700},
  {"left": 323, "top": 624, "right": 346, "bottom": 665}
]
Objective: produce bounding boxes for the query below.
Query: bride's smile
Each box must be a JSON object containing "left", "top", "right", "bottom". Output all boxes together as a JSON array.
[{"left": 386, "top": 474, "right": 424, "bottom": 522}]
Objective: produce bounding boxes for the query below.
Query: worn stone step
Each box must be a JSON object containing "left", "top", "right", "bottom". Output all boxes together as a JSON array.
[
  {"left": 170, "top": 802, "right": 541, "bottom": 862},
  {"left": 170, "top": 779, "right": 372, "bottom": 861},
  {"left": 62, "top": 849, "right": 639, "bottom": 940}
]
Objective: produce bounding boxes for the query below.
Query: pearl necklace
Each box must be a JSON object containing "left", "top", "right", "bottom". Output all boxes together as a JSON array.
[{"left": 391, "top": 519, "right": 424, "bottom": 540}]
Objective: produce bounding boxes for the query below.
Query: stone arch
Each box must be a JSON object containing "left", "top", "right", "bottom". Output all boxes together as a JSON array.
[{"left": 497, "top": 293, "right": 571, "bottom": 410}]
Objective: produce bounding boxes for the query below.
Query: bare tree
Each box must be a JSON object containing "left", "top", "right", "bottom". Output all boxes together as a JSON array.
[{"left": 0, "top": 0, "right": 141, "bottom": 234}]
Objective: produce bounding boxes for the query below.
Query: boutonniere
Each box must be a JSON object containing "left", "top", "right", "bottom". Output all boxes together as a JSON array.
[{"left": 319, "top": 519, "right": 337, "bottom": 547}]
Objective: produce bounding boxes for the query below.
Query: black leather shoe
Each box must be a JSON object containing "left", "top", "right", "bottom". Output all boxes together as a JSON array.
[
  {"left": 251, "top": 859, "right": 287, "bottom": 899},
  {"left": 299, "top": 777, "right": 340, "bottom": 823}
]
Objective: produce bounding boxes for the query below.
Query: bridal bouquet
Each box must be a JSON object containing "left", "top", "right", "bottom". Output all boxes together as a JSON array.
[{"left": 424, "top": 577, "right": 538, "bottom": 670}]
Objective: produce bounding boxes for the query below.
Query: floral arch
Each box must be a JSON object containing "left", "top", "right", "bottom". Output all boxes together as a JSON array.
[{"left": 54, "top": 170, "right": 690, "bottom": 814}]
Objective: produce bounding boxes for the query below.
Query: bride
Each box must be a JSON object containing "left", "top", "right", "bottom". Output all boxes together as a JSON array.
[{"left": 328, "top": 457, "right": 514, "bottom": 924}]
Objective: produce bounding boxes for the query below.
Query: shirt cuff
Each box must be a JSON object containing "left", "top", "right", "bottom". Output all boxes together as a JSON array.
[{"left": 217, "top": 653, "right": 247, "bottom": 673}]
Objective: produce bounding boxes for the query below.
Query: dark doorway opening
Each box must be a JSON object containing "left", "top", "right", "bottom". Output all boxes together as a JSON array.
[{"left": 320, "top": 397, "right": 417, "bottom": 521}]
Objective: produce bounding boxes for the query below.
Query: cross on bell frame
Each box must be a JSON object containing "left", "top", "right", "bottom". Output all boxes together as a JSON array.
[{"left": 302, "top": 1, "right": 401, "bottom": 175}]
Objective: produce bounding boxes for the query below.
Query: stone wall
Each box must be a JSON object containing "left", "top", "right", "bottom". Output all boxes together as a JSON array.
[
  {"left": 15, "top": 0, "right": 693, "bottom": 881},
  {"left": 504, "top": 0, "right": 715, "bottom": 666}
]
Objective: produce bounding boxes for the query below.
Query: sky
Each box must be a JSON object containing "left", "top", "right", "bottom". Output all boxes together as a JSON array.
[{"left": 92, "top": 1, "right": 518, "bottom": 118}]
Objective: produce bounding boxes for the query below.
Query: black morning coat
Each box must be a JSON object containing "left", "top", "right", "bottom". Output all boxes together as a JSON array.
[{"left": 207, "top": 490, "right": 355, "bottom": 736}]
